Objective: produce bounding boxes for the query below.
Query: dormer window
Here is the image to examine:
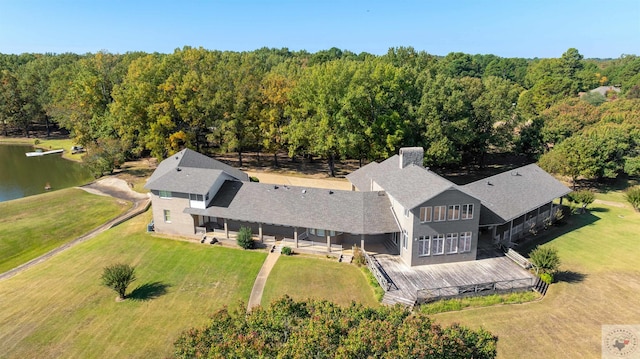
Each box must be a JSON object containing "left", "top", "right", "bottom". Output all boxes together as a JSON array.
[{"left": 189, "top": 194, "right": 204, "bottom": 201}]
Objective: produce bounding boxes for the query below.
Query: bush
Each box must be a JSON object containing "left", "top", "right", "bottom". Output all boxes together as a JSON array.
[
  {"left": 34, "top": 139, "right": 40, "bottom": 145},
  {"left": 249, "top": 176, "right": 260, "bottom": 182},
  {"left": 539, "top": 272, "right": 554, "bottom": 284},
  {"left": 567, "top": 190, "right": 595, "bottom": 213},
  {"left": 236, "top": 226, "right": 254, "bottom": 249},
  {"left": 626, "top": 186, "right": 640, "bottom": 212},
  {"left": 352, "top": 245, "right": 366, "bottom": 267},
  {"left": 101, "top": 263, "right": 136, "bottom": 300},
  {"left": 281, "top": 246, "right": 292, "bottom": 255},
  {"left": 529, "top": 246, "right": 561, "bottom": 274}
]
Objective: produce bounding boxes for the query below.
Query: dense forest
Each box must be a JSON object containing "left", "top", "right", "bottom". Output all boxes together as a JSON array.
[{"left": 1, "top": 47, "right": 639, "bottom": 180}]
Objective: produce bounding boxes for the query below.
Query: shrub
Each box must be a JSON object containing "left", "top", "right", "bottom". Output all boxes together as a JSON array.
[
  {"left": 567, "top": 190, "right": 595, "bottom": 213},
  {"left": 352, "top": 245, "right": 366, "bottom": 267},
  {"left": 236, "top": 226, "right": 254, "bottom": 249},
  {"left": 626, "top": 186, "right": 640, "bottom": 212},
  {"left": 250, "top": 176, "right": 260, "bottom": 182},
  {"left": 529, "top": 245, "right": 561, "bottom": 274},
  {"left": 34, "top": 139, "right": 40, "bottom": 145},
  {"left": 101, "top": 263, "right": 136, "bottom": 300},
  {"left": 539, "top": 272, "right": 554, "bottom": 284},
  {"left": 281, "top": 246, "right": 292, "bottom": 255}
]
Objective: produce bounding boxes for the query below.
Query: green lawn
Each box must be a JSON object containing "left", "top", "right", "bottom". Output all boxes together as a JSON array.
[
  {"left": 432, "top": 194, "right": 640, "bottom": 358},
  {"left": 261, "top": 255, "right": 379, "bottom": 307},
  {"left": 0, "top": 188, "right": 129, "bottom": 273},
  {"left": 0, "top": 212, "right": 267, "bottom": 358}
]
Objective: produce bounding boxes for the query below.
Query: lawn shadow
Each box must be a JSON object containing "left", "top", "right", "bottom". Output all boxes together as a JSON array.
[
  {"left": 516, "top": 211, "right": 600, "bottom": 256},
  {"left": 128, "top": 281, "right": 171, "bottom": 301},
  {"left": 587, "top": 207, "right": 609, "bottom": 213},
  {"left": 555, "top": 270, "right": 587, "bottom": 284}
]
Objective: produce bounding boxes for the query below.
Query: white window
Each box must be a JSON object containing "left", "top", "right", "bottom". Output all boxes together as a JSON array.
[
  {"left": 163, "top": 209, "right": 171, "bottom": 223},
  {"left": 317, "top": 229, "right": 325, "bottom": 237},
  {"left": 447, "top": 205, "right": 460, "bottom": 220},
  {"left": 392, "top": 232, "right": 399, "bottom": 245},
  {"left": 402, "top": 229, "right": 408, "bottom": 250},
  {"left": 418, "top": 236, "right": 430, "bottom": 256},
  {"left": 189, "top": 193, "right": 204, "bottom": 201},
  {"left": 159, "top": 190, "right": 172, "bottom": 199},
  {"left": 420, "top": 207, "right": 432, "bottom": 223},
  {"left": 433, "top": 205, "right": 446, "bottom": 222},
  {"left": 459, "top": 232, "right": 472, "bottom": 252},
  {"left": 404, "top": 207, "right": 410, "bottom": 218},
  {"left": 432, "top": 234, "right": 444, "bottom": 255},
  {"left": 446, "top": 233, "right": 458, "bottom": 254},
  {"left": 309, "top": 228, "right": 316, "bottom": 236},
  {"left": 462, "top": 204, "right": 474, "bottom": 220}
]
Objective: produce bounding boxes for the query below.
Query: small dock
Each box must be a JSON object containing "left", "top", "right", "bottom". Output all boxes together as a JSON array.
[{"left": 25, "top": 149, "right": 64, "bottom": 157}]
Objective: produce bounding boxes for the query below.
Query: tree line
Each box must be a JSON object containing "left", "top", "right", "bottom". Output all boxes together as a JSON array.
[{"left": 1, "top": 47, "right": 639, "bottom": 178}]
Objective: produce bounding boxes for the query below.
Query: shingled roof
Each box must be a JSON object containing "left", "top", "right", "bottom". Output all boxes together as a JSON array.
[
  {"left": 463, "top": 164, "right": 572, "bottom": 225},
  {"left": 144, "top": 148, "right": 248, "bottom": 194},
  {"left": 185, "top": 181, "right": 399, "bottom": 235},
  {"left": 347, "top": 154, "right": 460, "bottom": 209}
]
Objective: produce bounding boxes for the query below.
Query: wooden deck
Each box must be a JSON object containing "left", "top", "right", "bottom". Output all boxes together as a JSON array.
[{"left": 375, "top": 253, "right": 536, "bottom": 305}]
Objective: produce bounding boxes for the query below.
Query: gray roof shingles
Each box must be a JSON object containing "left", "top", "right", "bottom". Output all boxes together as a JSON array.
[
  {"left": 185, "top": 181, "right": 399, "bottom": 235},
  {"left": 144, "top": 148, "right": 248, "bottom": 194},
  {"left": 347, "top": 155, "right": 457, "bottom": 209},
  {"left": 463, "top": 163, "right": 572, "bottom": 224}
]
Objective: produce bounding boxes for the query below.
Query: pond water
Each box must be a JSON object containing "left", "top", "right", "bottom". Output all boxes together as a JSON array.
[{"left": 0, "top": 144, "right": 92, "bottom": 202}]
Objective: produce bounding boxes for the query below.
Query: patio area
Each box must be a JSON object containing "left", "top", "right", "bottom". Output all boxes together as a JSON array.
[{"left": 373, "top": 251, "right": 536, "bottom": 306}]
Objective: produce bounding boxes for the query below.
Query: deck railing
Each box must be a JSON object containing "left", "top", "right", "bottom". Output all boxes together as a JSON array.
[
  {"left": 363, "top": 251, "right": 398, "bottom": 291},
  {"left": 281, "top": 237, "right": 343, "bottom": 252},
  {"left": 416, "top": 277, "right": 534, "bottom": 303}
]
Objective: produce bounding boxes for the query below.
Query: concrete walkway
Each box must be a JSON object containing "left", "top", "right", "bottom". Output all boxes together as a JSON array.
[
  {"left": 0, "top": 177, "right": 150, "bottom": 281},
  {"left": 246, "top": 249, "right": 280, "bottom": 312}
]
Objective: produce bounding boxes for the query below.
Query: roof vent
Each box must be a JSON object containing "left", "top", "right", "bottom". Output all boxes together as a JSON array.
[
  {"left": 176, "top": 167, "right": 182, "bottom": 172},
  {"left": 377, "top": 191, "right": 385, "bottom": 196},
  {"left": 274, "top": 185, "right": 279, "bottom": 189},
  {"left": 511, "top": 171, "right": 520, "bottom": 176},
  {"left": 302, "top": 189, "right": 306, "bottom": 194},
  {"left": 329, "top": 190, "right": 334, "bottom": 194},
  {"left": 487, "top": 181, "right": 492, "bottom": 186}
]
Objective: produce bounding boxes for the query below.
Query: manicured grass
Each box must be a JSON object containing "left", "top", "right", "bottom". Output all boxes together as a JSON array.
[
  {"left": 0, "top": 212, "right": 267, "bottom": 358},
  {"left": 261, "top": 255, "right": 379, "bottom": 307},
  {"left": 432, "top": 195, "right": 640, "bottom": 358},
  {"left": 0, "top": 188, "right": 129, "bottom": 273}
]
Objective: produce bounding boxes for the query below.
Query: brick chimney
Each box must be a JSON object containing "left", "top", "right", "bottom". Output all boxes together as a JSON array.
[{"left": 399, "top": 147, "right": 424, "bottom": 169}]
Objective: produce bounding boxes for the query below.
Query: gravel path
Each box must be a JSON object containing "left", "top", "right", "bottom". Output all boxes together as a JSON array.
[{"left": 0, "top": 177, "right": 150, "bottom": 281}]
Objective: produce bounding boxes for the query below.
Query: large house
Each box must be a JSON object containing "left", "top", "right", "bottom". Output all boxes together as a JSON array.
[{"left": 144, "top": 147, "right": 571, "bottom": 268}]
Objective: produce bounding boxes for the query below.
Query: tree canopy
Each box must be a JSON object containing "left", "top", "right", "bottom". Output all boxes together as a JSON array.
[
  {"left": 173, "top": 296, "right": 498, "bottom": 359},
  {"left": 1, "top": 47, "right": 639, "bottom": 178}
]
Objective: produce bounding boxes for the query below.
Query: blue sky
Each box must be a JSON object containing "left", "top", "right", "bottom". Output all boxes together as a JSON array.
[{"left": 0, "top": 0, "right": 638, "bottom": 58}]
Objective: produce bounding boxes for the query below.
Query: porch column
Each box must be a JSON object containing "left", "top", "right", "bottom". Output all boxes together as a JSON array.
[
  {"left": 224, "top": 218, "right": 229, "bottom": 239},
  {"left": 258, "top": 223, "right": 263, "bottom": 243},
  {"left": 508, "top": 219, "right": 514, "bottom": 246},
  {"left": 294, "top": 228, "right": 299, "bottom": 248},
  {"left": 326, "top": 233, "right": 331, "bottom": 253},
  {"left": 491, "top": 226, "right": 497, "bottom": 244},
  {"left": 536, "top": 207, "right": 541, "bottom": 225},
  {"left": 360, "top": 234, "right": 365, "bottom": 251}
]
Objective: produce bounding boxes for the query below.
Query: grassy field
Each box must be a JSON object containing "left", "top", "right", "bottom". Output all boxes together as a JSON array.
[
  {"left": 432, "top": 193, "right": 640, "bottom": 358},
  {"left": 0, "top": 212, "right": 268, "bottom": 358},
  {"left": 0, "top": 188, "right": 129, "bottom": 273},
  {"left": 261, "top": 255, "right": 379, "bottom": 307}
]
